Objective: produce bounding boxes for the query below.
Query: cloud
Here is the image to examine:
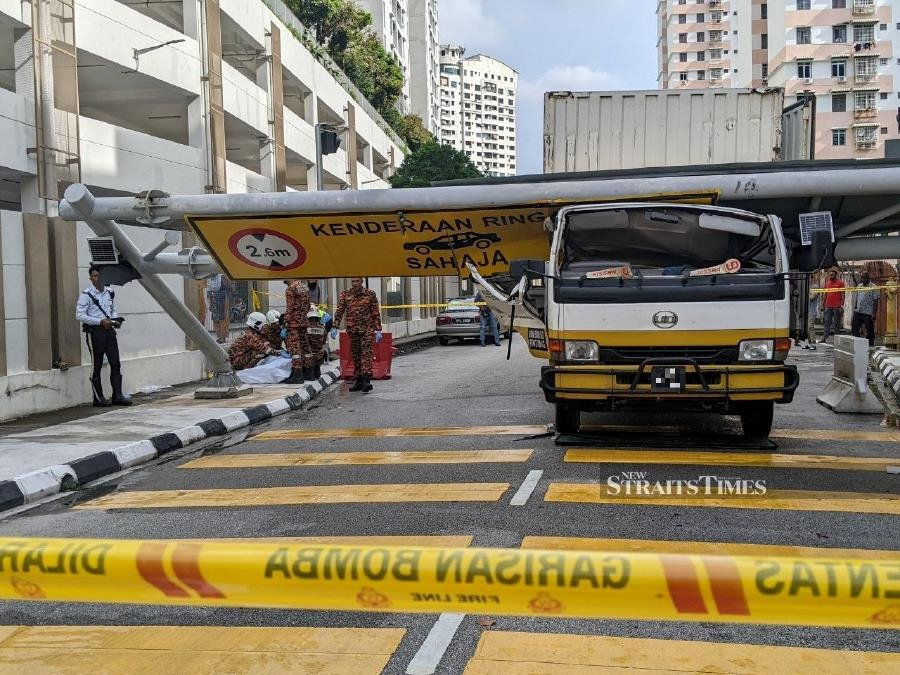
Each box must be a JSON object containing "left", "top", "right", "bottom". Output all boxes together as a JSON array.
[
  {"left": 518, "top": 65, "right": 621, "bottom": 101},
  {"left": 439, "top": 0, "right": 507, "bottom": 49}
]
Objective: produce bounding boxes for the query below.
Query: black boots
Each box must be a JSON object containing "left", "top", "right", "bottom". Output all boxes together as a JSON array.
[
  {"left": 90, "top": 377, "right": 110, "bottom": 407},
  {"left": 302, "top": 366, "right": 316, "bottom": 381},
  {"left": 110, "top": 374, "right": 132, "bottom": 406},
  {"left": 283, "top": 368, "right": 305, "bottom": 384},
  {"left": 349, "top": 376, "right": 364, "bottom": 391},
  {"left": 313, "top": 363, "right": 322, "bottom": 379},
  {"left": 361, "top": 375, "right": 373, "bottom": 393}
]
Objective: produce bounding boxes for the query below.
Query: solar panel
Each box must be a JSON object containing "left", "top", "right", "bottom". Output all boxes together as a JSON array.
[
  {"left": 798, "top": 211, "right": 834, "bottom": 246},
  {"left": 87, "top": 236, "right": 119, "bottom": 264}
]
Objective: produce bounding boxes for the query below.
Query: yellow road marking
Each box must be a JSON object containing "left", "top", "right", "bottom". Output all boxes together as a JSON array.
[
  {"left": 773, "top": 428, "right": 900, "bottom": 442},
  {"left": 76, "top": 483, "right": 510, "bottom": 509},
  {"left": 463, "top": 632, "right": 900, "bottom": 674},
  {"left": 544, "top": 484, "right": 900, "bottom": 515},
  {"left": 0, "top": 626, "right": 404, "bottom": 674},
  {"left": 564, "top": 449, "right": 896, "bottom": 472},
  {"left": 182, "top": 449, "right": 533, "bottom": 469},
  {"left": 253, "top": 425, "right": 548, "bottom": 440},
  {"left": 520, "top": 536, "right": 900, "bottom": 560}
]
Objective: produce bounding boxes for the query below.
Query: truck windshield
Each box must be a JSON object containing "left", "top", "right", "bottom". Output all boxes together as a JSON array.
[{"left": 562, "top": 207, "right": 773, "bottom": 273}]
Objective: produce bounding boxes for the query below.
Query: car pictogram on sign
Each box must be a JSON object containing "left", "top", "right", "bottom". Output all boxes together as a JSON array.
[
  {"left": 403, "top": 232, "right": 501, "bottom": 255},
  {"left": 227, "top": 229, "right": 306, "bottom": 271}
]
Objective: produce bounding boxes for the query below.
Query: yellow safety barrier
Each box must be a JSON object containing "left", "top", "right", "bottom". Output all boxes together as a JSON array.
[{"left": 0, "top": 539, "right": 897, "bottom": 629}]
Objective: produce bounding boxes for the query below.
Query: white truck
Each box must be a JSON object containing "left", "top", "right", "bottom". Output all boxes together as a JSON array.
[{"left": 472, "top": 201, "right": 802, "bottom": 438}]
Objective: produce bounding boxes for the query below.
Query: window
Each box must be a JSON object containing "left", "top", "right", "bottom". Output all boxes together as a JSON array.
[
  {"left": 833, "top": 0, "right": 846, "bottom": 7},
  {"left": 697, "top": 31, "right": 705, "bottom": 42},
  {"left": 697, "top": 13, "right": 705, "bottom": 22},
  {"left": 679, "top": 53, "right": 688, "bottom": 62},
  {"left": 881, "top": 58, "right": 890, "bottom": 65},
  {"left": 881, "top": 92, "right": 889, "bottom": 100},
  {"left": 831, "top": 59, "right": 847, "bottom": 77},
  {"left": 710, "top": 68, "right": 723, "bottom": 80},
  {"left": 797, "top": 27, "right": 811, "bottom": 44},
  {"left": 761, "top": 63, "right": 769, "bottom": 81},
  {"left": 832, "top": 129, "right": 846, "bottom": 146},
  {"left": 882, "top": 127, "right": 889, "bottom": 134},
  {"left": 697, "top": 70, "right": 706, "bottom": 80},
  {"left": 832, "top": 93, "right": 847, "bottom": 112},
  {"left": 856, "top": 126, "right": 877, "bottom": 146},
  {"left": 710, "top": 48, "right": 722, "bottom": 59},
  {"left": 678, "top": 14, "right": 686, "bottom": 24},
  {"left": 761, "top": 4, "right": 767, "bottom": 19},
  {"left": 855, "top": 90, "right": 876, "bottom": 110},
  {"left": 797, "top": 0, "right": 810, "bottom": 8},
  {"left": 697, "top": 51, "right": 706, "bottom": 61},
  {"left": 679, "top": 33, "right": 688, "bottom": 43},
  {"left": 761, "top": 33, "right": 768, "bottom": 48},
  {"left": 880, "top": 24, "right": 888, "bottom": 31},
  {"left": 680, "top": 72, "right": 688, "bottom": 82},
  {"left": 854, "top": 24, "right": 875, "bottom": 43},
  {"left": 833, "top": 25, "right": 847, "bottom": 43},
  {"left": 797, "top": 61, "right": 812, "bottom": 78}
]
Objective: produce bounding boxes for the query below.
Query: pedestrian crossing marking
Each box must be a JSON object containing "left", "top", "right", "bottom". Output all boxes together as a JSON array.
[
  {"left": 253, "top": 425, "right": 549, "bottom": 440},
  {"left": 564, "top": 449, "right": 897, "bottom": 472},
  {"left": 182, "top": 449, "right": 533, "bottom": 469},
  {"left": 0, "top": 626, "right": 404, "bottom": 674},
  {"left": 544, "top": 484, "right": 900, "bottom": 515},
  {"left": 520, "top": 537, "right": 900, "bottom": 560},
  {"left": 76, "top": 483, "right": 510, "bottom": 509},
  {"left": 462, "top": 631, "right": 900, "bottom": 674}
]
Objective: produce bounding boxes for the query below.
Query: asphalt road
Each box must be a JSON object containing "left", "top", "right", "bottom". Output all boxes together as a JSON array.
[{"left": 0, "top": 336, "right": 898, "bottom": 673}]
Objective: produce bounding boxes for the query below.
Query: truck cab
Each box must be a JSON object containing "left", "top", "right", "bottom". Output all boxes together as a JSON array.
[{"left": 473, "top": 202, "right": 799, "bottom": 438}]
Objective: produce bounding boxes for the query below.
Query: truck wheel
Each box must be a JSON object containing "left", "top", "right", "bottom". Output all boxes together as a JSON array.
[
  {"left": 740, "top": 401, "right": 774, "bottom": 439},
  {"left": 555, "top": 401, "right": 580, "bottom": 435},
  {"left": 438, "top": 337, "right": 449, "bottom": 345}
]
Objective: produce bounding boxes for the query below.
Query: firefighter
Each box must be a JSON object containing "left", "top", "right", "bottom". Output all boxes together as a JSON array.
[
  {"left": 228, "top": 312, "right": 277, "bottom": 371},
  {"left": 261, "top": 309, "right": 284, "bottom": 351},
  {"left": 331, "top": 277, "right": 382, "bottom": 393},
  {"left": 283, "top": 279, "right": 311, "bottom": 383},
  {"left": 305, "top": 304, "right": 327, "bottom": 379}
]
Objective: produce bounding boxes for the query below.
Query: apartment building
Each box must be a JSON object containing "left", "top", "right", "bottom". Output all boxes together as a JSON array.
[
  {"left": 0, "top": 0, "right": 459, "bottom": 421},
  {"left": 657, "top": 0, "right": 900, "bottom": 159},
  {"left": 408, "top": 0, "right": 440, "bottom": 134},
  {"left": 438, "top": 45, "right": 518, "bottom": 176}
]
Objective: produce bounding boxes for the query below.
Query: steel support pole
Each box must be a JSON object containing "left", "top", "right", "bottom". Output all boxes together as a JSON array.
[
  {"left": 63, "top": 183, "right": 243, "bottom": 393},
  {"left": 314, "top": 122, "right": 324, "bottom": 192},
  {"left": 834, "top": 201, "right": 900, "bottom": 238}
]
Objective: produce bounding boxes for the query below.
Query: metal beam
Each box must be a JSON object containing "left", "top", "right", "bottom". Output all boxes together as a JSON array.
[
  {"left": 59, "top": 165, "right": 900, "bottom": 229},
  {"left": 62, "top": 183, "right": 240, "bottom": 390},
  {"left": 835, "top": 236, "right": 900, "bottom": 261},
  {"left": 834, "top": 201, "right": 900, "bottom": 238}
]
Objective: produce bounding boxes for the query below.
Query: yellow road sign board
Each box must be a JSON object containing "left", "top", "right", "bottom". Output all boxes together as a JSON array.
[{"left": 187, "top": 192, "right": 719, "bottom": 280}]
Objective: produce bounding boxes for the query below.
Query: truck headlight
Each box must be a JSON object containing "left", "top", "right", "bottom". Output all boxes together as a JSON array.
[
  {"left": 564, "top": 340, "right": 599, "bottom": 362},
  {"left": 738, "top": 339, "right": 774, "bottom": 361}
]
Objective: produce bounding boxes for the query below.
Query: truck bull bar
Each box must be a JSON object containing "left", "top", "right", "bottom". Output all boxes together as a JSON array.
[{"left": 540, "top": 357, "right": 799, "bottom": 403}]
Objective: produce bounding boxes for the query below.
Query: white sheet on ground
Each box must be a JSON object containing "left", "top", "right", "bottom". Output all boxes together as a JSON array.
[{"left": 237, "top": 356, "right": 293, "bottom": 384}]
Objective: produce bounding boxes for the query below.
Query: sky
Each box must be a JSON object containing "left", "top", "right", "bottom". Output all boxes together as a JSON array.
[{"left": 439, "top": 0, "right": 659, "bottom": 175}]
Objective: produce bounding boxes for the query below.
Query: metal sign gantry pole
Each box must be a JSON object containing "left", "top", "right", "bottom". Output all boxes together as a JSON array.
[{"left": 62, "top": 183, "right": 246, "bottom": 397}]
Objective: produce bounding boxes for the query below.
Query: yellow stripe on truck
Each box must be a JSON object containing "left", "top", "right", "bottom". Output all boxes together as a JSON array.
[{"left": 0, "top": 538, "right": 898, "bottom": 629}]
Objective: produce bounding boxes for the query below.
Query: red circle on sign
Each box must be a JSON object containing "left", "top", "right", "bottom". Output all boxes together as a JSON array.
[{"left": 227, "top": 228, "right": 307, "bottom": 272}]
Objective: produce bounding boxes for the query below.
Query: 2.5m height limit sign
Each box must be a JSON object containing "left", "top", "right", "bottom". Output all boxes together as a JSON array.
[{"left": 186, "top": 207, "right": 551, "bottom": 280}]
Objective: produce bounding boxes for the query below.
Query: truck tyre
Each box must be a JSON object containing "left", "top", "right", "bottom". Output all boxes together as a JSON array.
[
  {"left": 555, "top": 401, "right": 580, "bottom": 435},
  {"left": 740, "top": 401, "right": 774, "bottom": 439}
]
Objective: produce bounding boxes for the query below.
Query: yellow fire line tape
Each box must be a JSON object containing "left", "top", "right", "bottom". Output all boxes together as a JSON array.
[
  {"left": 812, "top": 285, "right": 895, "bottom": 293},
  {"left": 0, "top": 539, "right": 897, "bottom": 629}
]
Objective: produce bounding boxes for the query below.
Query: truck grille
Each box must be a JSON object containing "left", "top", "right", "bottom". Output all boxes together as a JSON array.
[{"left": 598, "top": 347, "right": 738, "bottom": 364}]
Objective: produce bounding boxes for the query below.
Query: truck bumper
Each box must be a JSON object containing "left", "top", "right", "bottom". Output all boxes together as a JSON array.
[{"left": 540, "top": 359, "right": 799, "bottom": 408}]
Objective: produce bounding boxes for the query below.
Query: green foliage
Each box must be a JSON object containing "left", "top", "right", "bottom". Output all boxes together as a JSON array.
[
  {"left": 287, "top": 0, "right": 424, "bottom": 149},
  {"left": 389, "top": 142, "right": 483, "bottom": 188}
]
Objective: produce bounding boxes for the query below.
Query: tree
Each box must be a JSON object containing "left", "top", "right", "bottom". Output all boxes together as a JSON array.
[
  {"left": 394, "top": 114, "right": 433, "bottom": 153},
  {"left": 389, "top": 142, "right": 483, "bottom": 188},
  {"left": 341, "top": 33, "right": 404, "bottom": 111}
]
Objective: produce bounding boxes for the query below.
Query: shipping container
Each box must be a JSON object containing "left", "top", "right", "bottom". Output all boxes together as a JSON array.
[{"left": 544, "top": 89, "right": 791, "bottom": 173}]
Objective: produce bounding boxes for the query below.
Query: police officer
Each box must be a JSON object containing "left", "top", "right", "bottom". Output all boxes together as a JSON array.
[
  {"left": 228, "top": 312, "right": 278, "bottom": 370},
  {"left": 283, "top": 279, "right": 312, "bottom": 383},
  {"left": 75, "top": 265, "right": 131, "bottom": 407},
  {"left": 331, "top": 277, "right": 382, "bottom": 393}
]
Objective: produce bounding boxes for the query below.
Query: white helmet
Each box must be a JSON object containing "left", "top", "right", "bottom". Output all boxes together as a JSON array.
[
  {"left": 246, "top": 311, "right": 267, "bottom": 330},
  {"left": 307, "top": 304, "right": 320, "bottom": 319},
  {"left": 265, "top": 309, "right": 281, "bottom": 324}
]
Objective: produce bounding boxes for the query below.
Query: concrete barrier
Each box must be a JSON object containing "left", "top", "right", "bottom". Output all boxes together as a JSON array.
[{"left": 816, "top": 336, "right": 883, "bottom": 414}]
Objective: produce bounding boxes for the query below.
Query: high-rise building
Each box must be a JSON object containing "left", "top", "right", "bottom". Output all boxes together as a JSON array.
[
  {"left": 408, "top": 0, "right": 440, "bottom": 134},
  {"left": 439, "top": 45, "right": 517, "bottom": 176},
  {"left": 354, "top": 0, "right": 412, "bottom": 112},
  {"left": 657, "top": 0, "right": 900, "bottom": 159}
]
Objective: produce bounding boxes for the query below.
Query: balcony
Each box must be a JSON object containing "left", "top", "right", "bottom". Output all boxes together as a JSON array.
[
  {"left": 855, "top": 72, "right": 877, "bottom": 83},
  {"left": 853, "top": 107, "right": 878, "bottom": 119},
  {"left": 856, "top": 137, "right": 877, "bottom": 149},
  {"left": 852, "top": 0, "right": 876, "bottom": 15}
]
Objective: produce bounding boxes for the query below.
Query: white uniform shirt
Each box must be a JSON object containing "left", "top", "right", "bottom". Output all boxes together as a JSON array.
[{"left": 75, "top": 285, "right": 118, "bottom": 326}]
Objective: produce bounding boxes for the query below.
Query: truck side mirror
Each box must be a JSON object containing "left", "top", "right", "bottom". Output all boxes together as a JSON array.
[{"left": 794, "top": 229, "right": 835, "bottom": 272}]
